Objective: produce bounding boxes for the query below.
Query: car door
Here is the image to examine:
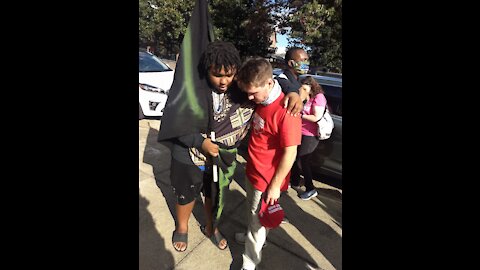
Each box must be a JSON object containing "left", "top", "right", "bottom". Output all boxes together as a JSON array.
[{"left": 309, "top": 76, "right": 342, "bottom": 179}]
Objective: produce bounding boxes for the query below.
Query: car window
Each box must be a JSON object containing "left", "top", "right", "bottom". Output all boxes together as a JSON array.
[
  {"left": 298, "top": 74, "right": 343, "bottom": 116},
  {"left": 139, "top": 52, "right": 172, "bottom": 72},
  {"left": 321, "top": 85, "right": 342, "bottom": 116}
]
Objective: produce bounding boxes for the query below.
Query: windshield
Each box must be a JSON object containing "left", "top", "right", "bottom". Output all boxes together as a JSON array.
[{"left": 139, "top": 51, "right": 172, "bottom": 72}]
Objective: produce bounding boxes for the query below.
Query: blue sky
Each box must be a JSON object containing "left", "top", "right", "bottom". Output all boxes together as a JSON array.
[{"left": 276, "top": 32, "right": 288, "bottom": 55}]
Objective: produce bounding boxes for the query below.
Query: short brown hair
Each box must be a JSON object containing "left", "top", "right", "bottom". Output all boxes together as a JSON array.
[{"left": 236, "top": 58, "right": 273, "bottom": 87}]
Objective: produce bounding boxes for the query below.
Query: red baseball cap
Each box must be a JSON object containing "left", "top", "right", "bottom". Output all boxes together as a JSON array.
[{"left": 258, "top": 199, "right": 284, "bottom": 229}]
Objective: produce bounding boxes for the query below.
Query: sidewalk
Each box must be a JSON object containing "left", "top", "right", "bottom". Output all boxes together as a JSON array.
[{"left": 139, "top": 119, "right": 342, "bottom": 270}]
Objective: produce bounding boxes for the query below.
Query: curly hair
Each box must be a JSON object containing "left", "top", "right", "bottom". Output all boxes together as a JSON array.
[
  {"left": 200, "top": 41, "right": 241, "bottom": 75},
  {"left": 300, "top": 76, "right": 324, "bottom": 98}
]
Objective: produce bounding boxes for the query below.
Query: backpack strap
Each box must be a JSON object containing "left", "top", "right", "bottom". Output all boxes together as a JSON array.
[{"left": 316, "top": 106, "right": 328, "bottom": 123}]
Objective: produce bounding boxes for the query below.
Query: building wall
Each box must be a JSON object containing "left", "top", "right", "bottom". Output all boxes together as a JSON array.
[{"left": 270, "top": 32, "right": 277, "bottom": 49}]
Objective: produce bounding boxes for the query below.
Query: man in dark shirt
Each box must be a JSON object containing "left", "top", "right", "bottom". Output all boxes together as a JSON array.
[
  {"left": 276, "top": 47, "right": 310, "bottom": 96},
  {"left": 276, "top": 47, "right": 310, "bottom": 198}
]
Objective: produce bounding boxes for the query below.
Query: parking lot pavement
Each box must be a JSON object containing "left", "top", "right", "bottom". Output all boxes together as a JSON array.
[{"left": 139, "top": 119, "right": 342, "bottom": 270}]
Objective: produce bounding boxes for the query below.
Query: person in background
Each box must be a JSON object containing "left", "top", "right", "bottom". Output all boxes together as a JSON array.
[
  {"left": 274, "top": 46, "right": 309, "bottom": 221},
  {"left": 290, "top": 76, "right": 328, "bottom": 200},
  {"left": 274, "top": 47, "right": 307, "bottom": 116},
  {"left": 275, "top": 47, "right": 310, "bottom": 99},
  {"left": 236, "top": 58, "right": 302, "bottom": 270}
]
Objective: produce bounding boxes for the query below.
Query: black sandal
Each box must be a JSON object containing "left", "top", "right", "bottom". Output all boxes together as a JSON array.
[
  {"left": 172, "top": 230, "right": 188, "bottom": 252},
  {"left": 211, "top": 230, "right": 228, "bottom": 250},
  {"left": 201, "top": 225, "right": 228, "bottom": 250}
]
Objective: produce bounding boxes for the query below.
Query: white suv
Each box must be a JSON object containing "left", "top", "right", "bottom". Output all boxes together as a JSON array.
[{"left": 139, "top": 49, "right": 175, "bottom": 118}]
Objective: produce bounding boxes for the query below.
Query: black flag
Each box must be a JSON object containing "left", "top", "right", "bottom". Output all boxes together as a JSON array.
[{"left": 157, "top": 0, "right": 214, "bottom": 141}]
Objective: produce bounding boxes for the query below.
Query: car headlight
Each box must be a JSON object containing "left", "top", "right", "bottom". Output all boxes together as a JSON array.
[{"left": 139, "top": 83, "right": 169, "bottom": 94}]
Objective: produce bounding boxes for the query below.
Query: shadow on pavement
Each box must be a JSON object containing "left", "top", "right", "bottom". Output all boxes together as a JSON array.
[
  {"left": 281, "top": 193, "right": 342, "bottom": 269},
  {"left": 312, "top": 172, "right": 342, "bottom": 190},
  {"left": 219, "top": 188, "right": 249, "bottom": 269},
  {"left": 142, "top": 125, "right": 207, "bottom": 231},
  {"left": 234, "top": 141, "right": 341, "bottom": 269},
  {"left": 141, "top": 123, "right": 341, "bottom": 269},
  {"left": 139, "top": 192, "right": 174, "bottom": 270},
  {"left": 222, "top": 188, "right": 321, "bottom": 270},
  {"left": 313, "top": 187, "right": 342, "bottom": 228}
]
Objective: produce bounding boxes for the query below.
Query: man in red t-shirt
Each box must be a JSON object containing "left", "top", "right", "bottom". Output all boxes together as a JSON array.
[{"left": 236, "top": 58, "right": 302, "bottom": 270}]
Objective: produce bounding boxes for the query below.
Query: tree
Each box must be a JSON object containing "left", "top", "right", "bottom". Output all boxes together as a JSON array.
[
  {"left": 138, "top": 0, "right": 342, "bottom": 72},
  {"left": 139, "top": 0, "right": 194, "bottom": 57},
  {"left": 139, "top": 0, "right": 280, "bottom": 59},
  {"left": 287, "top": 0, "right": 342, "bottom": 72},
  {"left": 209, "top": 0, "right": 277, "bottom": 59}
]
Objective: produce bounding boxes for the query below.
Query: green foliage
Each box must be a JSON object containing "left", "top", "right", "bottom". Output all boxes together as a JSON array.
[
  {"left": 139, "top": 0, "right": 342, "bottom": 72},
  {"left": 139, "top": 0, "right": 194, "bottom": 57},
  {"left": 288, "top": 0, "right": 342, "bottom": 72},
  {"left": 210, "top": 0, "right": 276, "bottom": 59}
]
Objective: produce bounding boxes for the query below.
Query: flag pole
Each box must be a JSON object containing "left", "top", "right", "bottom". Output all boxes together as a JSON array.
[{"left": 210, "top": 131, "right": 218, "bottom": 182}]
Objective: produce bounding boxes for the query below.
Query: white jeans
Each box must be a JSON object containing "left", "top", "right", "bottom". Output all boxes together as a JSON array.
[{"left": 242, "top": 180, "right": 269, "bottom": 270}]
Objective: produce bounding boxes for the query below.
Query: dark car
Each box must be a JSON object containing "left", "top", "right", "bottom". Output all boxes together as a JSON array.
[{"left": 299, "top": 74, "right": 342, "bottom": 180}]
